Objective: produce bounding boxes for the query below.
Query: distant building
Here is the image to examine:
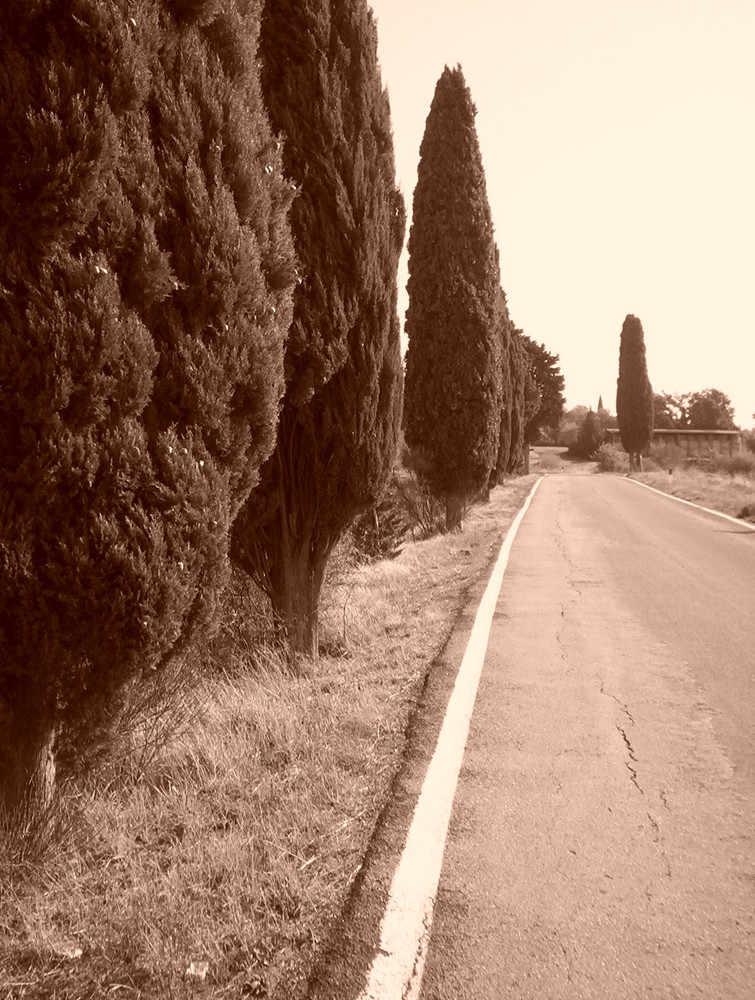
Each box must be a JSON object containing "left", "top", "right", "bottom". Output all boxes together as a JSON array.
[{"left": 603, "top": 428, "right": 742, "bottom": 458}]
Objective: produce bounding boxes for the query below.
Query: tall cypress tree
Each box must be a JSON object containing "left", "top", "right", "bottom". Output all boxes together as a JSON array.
[
  {"left": 616, "top": 313, "right": 654, "bottom": 470},
  {"left": 0, "top": 0, "right": 294, "bottom": 814},
  {"left": 506, "top": 329, "right": 529, "bottom": 475},
  {"left": 403, "top": 65, "right": 500, "bottom": 530},
  {"left": 232, "top": 0, "right": 405, "bottom": 660},
  {"left": 491, "top": 289, "right": 514, "bottom": 486}
]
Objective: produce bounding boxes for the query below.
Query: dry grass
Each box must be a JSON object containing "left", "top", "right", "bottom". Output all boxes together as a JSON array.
[
  {"left": 631, "top": 466, "right": 755, "bottom": 521},
  {"left": 0, "top": 476, "right": 538, "bottom": 1000}
]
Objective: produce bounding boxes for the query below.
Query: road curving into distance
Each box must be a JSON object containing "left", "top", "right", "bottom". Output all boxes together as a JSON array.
[{"left": 310, "top": 474, "right": 755, "bottom": 999}]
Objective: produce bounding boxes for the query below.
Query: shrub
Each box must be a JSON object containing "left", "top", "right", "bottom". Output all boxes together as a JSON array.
[
  {"left": 649, "top": 444, "right": 686, "bottom": 470},
  {"left": 704, "top": 454, "right": 755, "bottom": 477},
  {"left": 538, "top": 452, "right": 562, "bottom": 471},
  {"left": 391, "top": 469, "right": 446, "bottom": 540},
  {"left": 350, "top": 484, "right": 408, "bottom": 564},
  {"left": 570, "top": 410, "right": 604, "bottom": 458},
  {"left": 596, "top": 444, "right": 629, "bottom": 473}
]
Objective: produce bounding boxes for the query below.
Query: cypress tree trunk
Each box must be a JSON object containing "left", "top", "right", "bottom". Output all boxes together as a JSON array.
[
  {"left": 0, "top": 682, "right": 56, "bottom": 817},
  {"left": 264, "top": 451, "right": 332, "bottom": 662},
  {"left": 268, "top": 518, "right": 330, "bottom": 663},
  {"left": 445, "top": 493, "right": 466, "bottom": 532}
]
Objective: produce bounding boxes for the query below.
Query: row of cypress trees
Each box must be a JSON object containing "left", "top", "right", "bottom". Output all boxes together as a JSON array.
[
  {"left": 0, "top": 12, "right": 557, "bottom": 818},
  {"left": 404, "top": 65, "right": 550, "bottom": 530},
  {"left": 0, "top": 0, "right": 403, "bottom": 815}
]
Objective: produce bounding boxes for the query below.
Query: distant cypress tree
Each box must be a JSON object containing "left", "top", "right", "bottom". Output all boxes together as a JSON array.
[
  {"left": 491, "top": 289, "right": 514, "bottom": 486},
  {"left": 574, "top": 409, "right": 605, "bottom": 458},
  {"left": 403, "top": 65, "right": 500, "bottom": 530},
  {"left": 506, "top": 329, "right": 536, "bottom": 475},
  {"left": 232, "top": 0, "right": 405, "bottom": 659},
  {"left": 0, "top": 0, "right": 294, "bottom": 814},
  {"left": 616, "top": 314, "right": 654, "bottom": 470}
]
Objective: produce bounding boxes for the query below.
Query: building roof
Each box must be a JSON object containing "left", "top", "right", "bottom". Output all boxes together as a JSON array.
[{"left": 606, "top": 428, "right": 741, "bottom": 436}]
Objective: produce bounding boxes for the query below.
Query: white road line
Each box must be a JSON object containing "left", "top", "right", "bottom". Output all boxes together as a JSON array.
[
  {"left": 357, "top": 477, "right": 544, "bottom": 1000},
  {"left": 623, "top": 476, "right": 755, "bottom": 532}
]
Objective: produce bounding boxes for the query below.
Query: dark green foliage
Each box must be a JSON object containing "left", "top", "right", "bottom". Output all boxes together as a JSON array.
[
  {"left": 491, "top": 291, "right": 514, "bottom": 486},
  {"left": 232, "top": 0, "right": 405, "bottom": 657},
  {"left": 572, "top": 409, "right": 605, "bottom": 458},
  {"left": 653, "top": 389, "right": 736, "bottom": 430},
  {"left": 616, "top": 314, "right": 654, "bottom": 470},
  {"left": 0, "top": 0, "right": 294, "bottom": 812},
  {"left": 403, "top": 65, "right": 501, "bottom": 529},
  {"left": 654, "top": 392, "right": 683, "bottom": 429},
  {"left": 505, "top": 330, "right": 528, "bottom": 476},
  {"left": 520, "top": 335, "right": 565, "bottom": 443},
  {"left": 686, "top": 389, "right": 738, "bottom": 430}
]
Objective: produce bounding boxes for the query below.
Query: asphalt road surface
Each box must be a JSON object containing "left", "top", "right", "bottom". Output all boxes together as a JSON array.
[
  {"left": 419, "top": 474, "right": 755, "bottom": 999},
  {"left": 309, "top": 474, "right": 755, "bottom": 1000}
]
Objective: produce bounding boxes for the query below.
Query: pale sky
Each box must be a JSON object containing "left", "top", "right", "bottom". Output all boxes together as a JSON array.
[{"left": 369, "top": 0, "right": 755, "bottom": 428}]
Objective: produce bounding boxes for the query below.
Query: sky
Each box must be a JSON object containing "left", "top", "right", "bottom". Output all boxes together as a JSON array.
[{"left": 368, "top": 0, "right": 755, "bottom": 428}]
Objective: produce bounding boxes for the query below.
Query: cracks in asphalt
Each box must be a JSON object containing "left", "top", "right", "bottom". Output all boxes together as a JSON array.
[
  {"left": 599, "top": 679, "right": 636, "bottom": 725},
  {"left": 559, "top": 941, "right": 574, "bottom": 984},
  {"left": 597, "top": 676, "right": 643, "bottom": 794},
  {"left": 555, "top": 619, "right": 572, "bottom": 675},
  {"left": 555, "top": 511, "right": 584, "bottom": 601},
  {"left": 616, "top": 724, "right": 643, "bottom": 794},
  {"left": 647, "top": 812, "right": 660, "bottom": 841},
  {"left": 646, "top": 812, "right": 673, "bottom": 880}
]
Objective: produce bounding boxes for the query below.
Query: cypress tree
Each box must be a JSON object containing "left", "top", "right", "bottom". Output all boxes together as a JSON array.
[
  {"left": 231, "top": 0, "right": 405, "bottom": 660},
  {"left": 574, "top": 409, "right": 605, "bottom": 458},
  {"left": 0, "top": 0, "right": 294, "bottom": 814},
  {"left": 616, "top": 314, "right": 654, "bottom": 470},
  {"left": 403, "top": 65, "right": 500, "bottom": 530},
  {"left": 506, "top": 329, "right": 530, "bottom": 475},
  {"left": 491, "top": 290, "right": 513, "bottom": 486}
]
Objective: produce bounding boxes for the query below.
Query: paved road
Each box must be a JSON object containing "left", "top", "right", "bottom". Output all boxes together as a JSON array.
[{"left": 418, "top": 474, "right": 755, "bottom": 998}]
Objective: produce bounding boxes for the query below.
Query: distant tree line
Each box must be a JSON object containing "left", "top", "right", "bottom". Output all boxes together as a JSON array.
[
  {"left": 0, "top": 9, "right": 563, "bottom": 818},
  {"left": 653, "top": 389, "right": 738, "bottom": 431}
]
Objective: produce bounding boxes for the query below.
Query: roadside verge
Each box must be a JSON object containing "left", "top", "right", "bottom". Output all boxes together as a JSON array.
[
  {"left": 623, "top": 475, "right": 755, "bottom": 532},
  {"left": 307, "top": 479, "right": 543, "bottom": 1000}
]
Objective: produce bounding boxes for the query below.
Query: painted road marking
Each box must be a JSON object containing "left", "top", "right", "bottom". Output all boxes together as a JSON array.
[
  {"left": 357, "top": 477, "right": 544, "bottom": 1000},
  {"left": 624, "top": 477, "right": 755, "bottom": 532}
]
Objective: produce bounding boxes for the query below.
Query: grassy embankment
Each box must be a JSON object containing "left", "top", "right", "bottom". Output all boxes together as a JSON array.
[
  {"left": 533, "top": 443, "right": 755, "bottom": 520},
  {"left": 0, "top": 475, "right": 538, "bottom": 1000},
  {"left": 594, "top": 443, "right": 755, "bottom": 521}
]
